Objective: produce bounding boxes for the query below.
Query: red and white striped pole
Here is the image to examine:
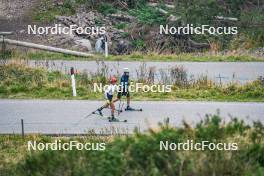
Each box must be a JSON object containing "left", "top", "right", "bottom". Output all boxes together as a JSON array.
[{"left": 70, "top": 67, "right": 77, "bottom": 97}]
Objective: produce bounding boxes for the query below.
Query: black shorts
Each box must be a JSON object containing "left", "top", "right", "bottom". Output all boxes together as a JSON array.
[
  {"left": 106, "top": 93, "right": 113, "bottom": 102},
  {"left": 117, "top": 91, "right": 130, "bottom": 99}
]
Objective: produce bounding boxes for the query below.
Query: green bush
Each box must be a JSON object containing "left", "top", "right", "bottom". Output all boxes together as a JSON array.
[
  {"left": 125, "top": 0, "right": 147, "bottom": 8},
  {"left": 129, "top": 6, "right": 167, "bottom": 25},
  {"left": 98, "top": 3, "right": 117, "bottom": 15},
  {"left": 34, "top": 0, "right": 77, "bottom": 22},
  {"left": 114, "top": 23, "right": 128, "bottom": 30},
  {"left": 132, "top": 39, "right": 146, "bottom": 50}
]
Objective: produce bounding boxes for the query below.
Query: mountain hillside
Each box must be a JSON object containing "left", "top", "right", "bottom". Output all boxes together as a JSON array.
[{"left": 1, "top": 0, "right": 263, "bottom": 55}]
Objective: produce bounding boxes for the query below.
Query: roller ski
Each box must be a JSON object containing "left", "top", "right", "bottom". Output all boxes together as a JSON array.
[
  {"left": 95, "top": 108, "right": 122, "bottom": 117},
  {"left": 116, "top": 109, "right": 123, "bottom": 114},
  {"left": 125, "top": 106, "right": 143, "bottom": 112},
  {"left": 93, "top": 110, "right": 117, "bottom": 121},
  {"left": 95, "top": 109, "right": 127, "bottom": 122},
  {"left": 108, "top": 115, "right": 127, "bottom": 123}
]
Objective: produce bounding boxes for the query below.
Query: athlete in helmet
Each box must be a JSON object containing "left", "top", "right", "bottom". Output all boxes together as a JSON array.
[
  {"left": 97, "top": 76, "right": 119, "bottom": 121},
  {"left": 114, "top": 68, "right": 133, "bottom": 110}
]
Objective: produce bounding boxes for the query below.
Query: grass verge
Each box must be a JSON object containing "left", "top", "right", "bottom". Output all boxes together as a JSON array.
[
  {"left": 0, "top": 63, "right": 264, "bottom": 102},
  {"left": 0, "top": 115, "right": 264, "bottom": 175},
  {"left": 10, "top": 50, "right": 264, "bottom": 62}
]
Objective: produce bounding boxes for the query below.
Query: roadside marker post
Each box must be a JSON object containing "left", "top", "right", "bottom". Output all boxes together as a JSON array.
[
  {"left": 216, "top": 74, "right": 228, "bottom": 87},
  {"left": 21, "top": 119, "right": 24, "bottom": 138},
  {"left": 104, "top": 35, "right": 108, "bottom": 58},
  {"left": 71, "top": 67, "right": 77, "bottom": 97},
  {"left": 0, "top": 32, "right": 13, "bottom": 60}
]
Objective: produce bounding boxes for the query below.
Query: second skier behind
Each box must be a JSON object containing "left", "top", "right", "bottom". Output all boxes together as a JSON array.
[{"left": 114, "top": 68, "right": 134, "bottom": 111}]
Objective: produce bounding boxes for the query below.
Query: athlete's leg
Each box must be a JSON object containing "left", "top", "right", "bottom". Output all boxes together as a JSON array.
[
  {"left": 113, "top": 98, "right": 120, "bottom": 103},
  {"left": 97, "top": 102, "right": 109, "bottom": 116},
  {"left": 126, "top": 92, "right": 130, "bottom": 108},
  {"left": 113, "top": 91, "right": 121, "bottom": 103},
  {"left": 110, "top": 102, "right": 115, "bottom": 117},
  {"left": 98, "top": 102, "right": 109, "bottom": 110},
  {"left": 97, "top": 94, "right": 113, "bottom": 115}
]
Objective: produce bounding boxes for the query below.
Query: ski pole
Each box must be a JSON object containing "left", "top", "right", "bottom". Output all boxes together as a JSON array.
[{"left": 74, "top": 110, "right": 96, "bottom": 126}]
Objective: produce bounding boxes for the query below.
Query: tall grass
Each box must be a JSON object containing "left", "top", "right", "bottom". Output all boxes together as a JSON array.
[{"left": 0, "top": 63, "right": 264, "bottom": 101}]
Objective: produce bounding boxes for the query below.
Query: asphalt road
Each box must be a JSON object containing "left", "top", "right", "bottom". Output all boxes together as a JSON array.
[
  {"left": 27, "top": 60, "right": 264, "bottom": 84},
  {"left": 0, "top": 99, "right": 263, "bottom": 134}
]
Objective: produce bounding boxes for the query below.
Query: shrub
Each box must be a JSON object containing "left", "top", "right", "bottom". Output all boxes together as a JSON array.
[
  {"left": 129, "top": 6, "right": 167, "bottom": 25},
  {"left": 5, "top": 115, "right": 263, "bottom": 176},
  {"left": 98, "top": 3, "right": 117, "bottom": 15},
  {"left": 132, "top": 39, "right": 146, "bottom": 50}
]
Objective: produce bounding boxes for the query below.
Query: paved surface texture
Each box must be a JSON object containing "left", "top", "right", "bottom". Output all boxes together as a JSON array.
[
  {"left": 0, "top": 100, "right": 263, "bottom": 134},
  {"left": 27, "top": 60, "right": 264, "bottom": 84}
]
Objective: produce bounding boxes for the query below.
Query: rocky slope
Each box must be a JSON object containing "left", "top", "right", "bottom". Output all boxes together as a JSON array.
[{"left": 1, "top": 0, "right": 263, "bottom": 56}]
